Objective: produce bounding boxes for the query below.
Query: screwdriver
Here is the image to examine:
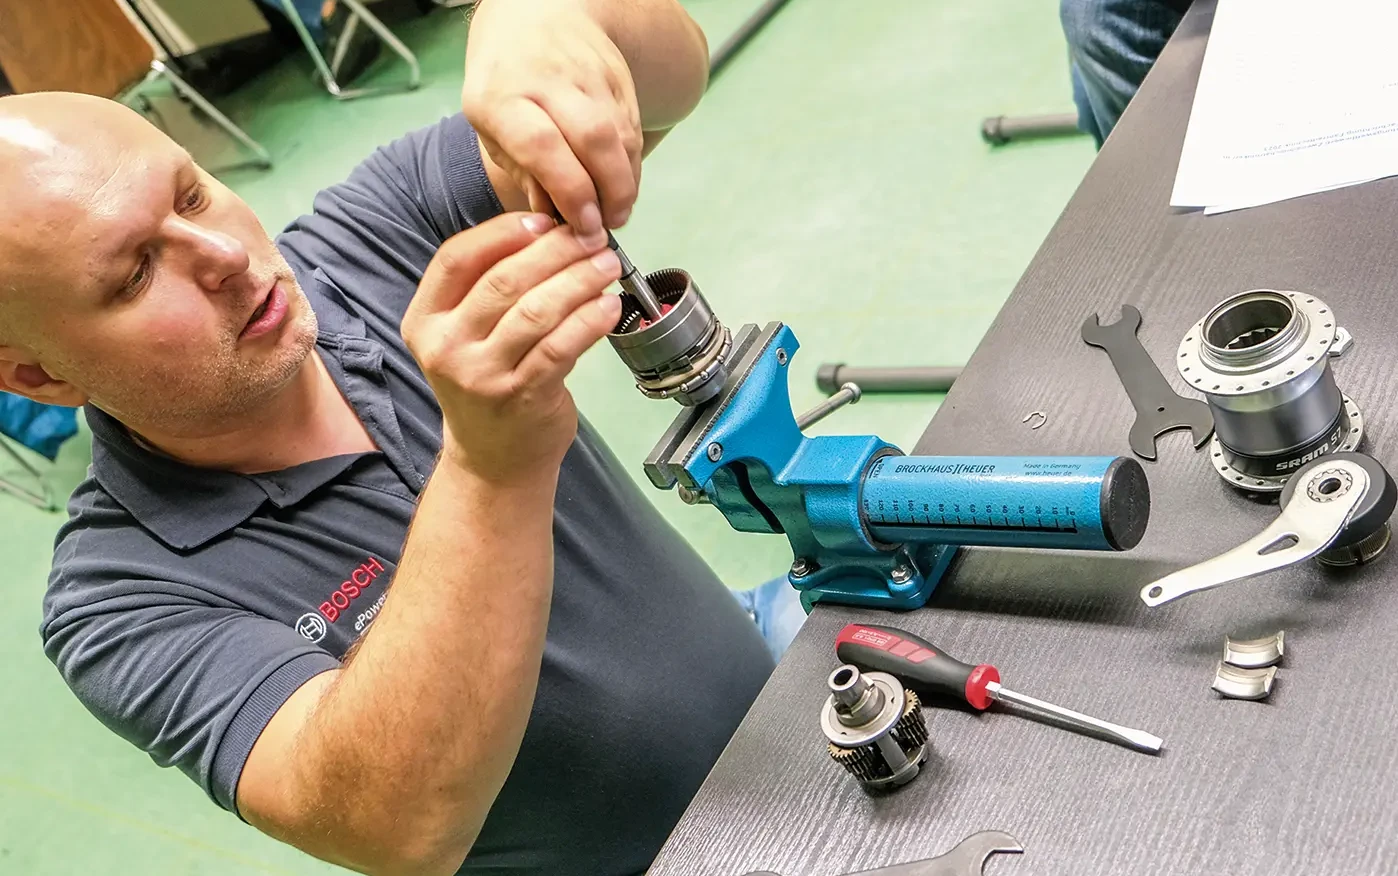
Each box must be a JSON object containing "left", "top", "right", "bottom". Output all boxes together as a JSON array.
[
  {"left": 835, "top": 623, "right": 1163, "bottom": 754},
  {"left": 606, "top": 233, "right": 665, "bottom": 322}
]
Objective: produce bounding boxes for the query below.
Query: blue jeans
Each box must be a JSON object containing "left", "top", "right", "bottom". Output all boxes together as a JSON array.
[
  {"left": 732, "top": 576, "right": 809, "bottom": 662},
  {"left": 257, "top": 0, "right": 328, "bottom": 43},
  {"left": 1061, "top": 0, "right": 1193, "bottom": 146}
]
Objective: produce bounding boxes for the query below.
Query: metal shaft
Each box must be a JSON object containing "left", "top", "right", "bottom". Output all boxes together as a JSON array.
[
  {"left": 981, "top": 112, "right": 1084, "bottom": 145},
  {"left": 797, "top": 382, "right": 862, "bottom": 429},
  {"left": 816, "top": 364, "right": 961, "bottom": 395},
  {"left": 985, "top": 681, "right": 1163, "bottom": 753},
  {"left": 607, "top": 234, "right": 664, "bottom": 320}
]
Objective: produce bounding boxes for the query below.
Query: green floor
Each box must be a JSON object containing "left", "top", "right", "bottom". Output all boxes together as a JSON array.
[{"left": 0, "top": 1, "right": 1093, "bottom": 871}]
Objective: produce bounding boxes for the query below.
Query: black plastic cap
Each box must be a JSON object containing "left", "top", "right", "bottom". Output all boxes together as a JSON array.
[
  {"left": 1100, "top": 457, "right": 1151, "bottom": 551},
  {"left": 816, "top": 363, "right": 843, "bottom": 395},
  {"left": 1280, "top": 452, "right": 1398, "bottom": 548}
]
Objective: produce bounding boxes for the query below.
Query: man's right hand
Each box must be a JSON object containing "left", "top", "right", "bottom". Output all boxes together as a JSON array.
[{"left": 402, "top": 213, "right": 623, "bottom": 485}]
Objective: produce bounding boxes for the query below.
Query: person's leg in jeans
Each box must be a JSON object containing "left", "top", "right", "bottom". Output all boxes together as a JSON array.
[
  {"left": 252, "top": 0, "right": 380, "bottom": 81},
  {"left": 1059, "top": 0, "right": 1194, "bottom": 147},
  {"left": 1069, "top": 61, "right": 1104, "bottom": 146},
  {"left": 257, "top": 0, "right": 330, "bottom": 43},
  {"left": 732, "top": 576, "right": 809, "bottom": 662}
]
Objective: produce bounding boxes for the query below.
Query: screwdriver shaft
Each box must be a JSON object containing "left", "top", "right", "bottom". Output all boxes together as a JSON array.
[
  {"left": 608, "top": 234, "right": 664, "bottom": 320},
  {"left": 986, "top": 681, "right": 1163, "bottom": 754}
]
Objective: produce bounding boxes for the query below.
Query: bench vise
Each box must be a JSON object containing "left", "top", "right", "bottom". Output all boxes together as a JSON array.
[{"left": 604, "top": 247, "right": 1152, "bottom": 611}]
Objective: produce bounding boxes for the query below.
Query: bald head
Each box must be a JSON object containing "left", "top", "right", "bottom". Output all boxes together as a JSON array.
[
  {"left": 0, "top": 93, "right": 188, "bottom": 339},
  {"left": 0, "top": 91, "right": 176, "bottom": 213},
  {"left": 0, "top": 91, "right": 167, "bottom": 179},
  {"left": 0, "top": 91, "right": 315, "bottom": 438}
]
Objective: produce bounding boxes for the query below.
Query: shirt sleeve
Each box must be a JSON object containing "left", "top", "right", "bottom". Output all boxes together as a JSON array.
[
  {"left": 273, "top": 113, "right": 507, "bottom": 299},
  {"left": 40, "top": 572, "right": 340, "bottom": 815}
]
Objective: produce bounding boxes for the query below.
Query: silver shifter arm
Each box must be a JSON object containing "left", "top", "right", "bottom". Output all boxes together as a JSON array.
[{"left": 1141, "top": 460, "right": 1369, "bottom": 607}]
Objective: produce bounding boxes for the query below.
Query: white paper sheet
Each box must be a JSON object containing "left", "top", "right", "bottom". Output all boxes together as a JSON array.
[{"left": 1171, "top": 0, "right": 1398, "bottom": 213}]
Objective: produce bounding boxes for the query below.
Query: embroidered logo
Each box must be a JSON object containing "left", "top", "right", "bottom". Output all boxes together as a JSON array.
[
  {"left": 318, "top": 556, "right": 387, "bottom": 622},
  {"left": 295, "top": 613, "right": 328, "bottom": 643}
]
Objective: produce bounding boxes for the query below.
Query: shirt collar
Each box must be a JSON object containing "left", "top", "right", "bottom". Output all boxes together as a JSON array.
[{"left": 86, "top": 267, "right": 376, "bottom": 551}]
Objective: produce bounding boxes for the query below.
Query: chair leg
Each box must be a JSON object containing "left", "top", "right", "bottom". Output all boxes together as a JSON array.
[
  {"left": 0, "top": 439, "right": 55, "bottom": 511},
  {"left": 150, "top": 61, "right": 274, "bottom": 170},
  {"left": 328, "top": 15, "right": 361, "bottom": 79},
  {"left": 279, "top": 0, "right": 422, "bottom": 100},
  {"left": 337, "top": 0, "right": 423, "bottom": 92}
]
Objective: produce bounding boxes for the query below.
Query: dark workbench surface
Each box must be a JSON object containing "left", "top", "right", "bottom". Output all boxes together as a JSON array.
[{"left": 646, "top": 2, "right": 1398, "bottom": 874}]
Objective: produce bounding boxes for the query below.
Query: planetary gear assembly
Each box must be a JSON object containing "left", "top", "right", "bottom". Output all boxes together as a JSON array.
[{"left": 820, "top": 664, "right": 929, "bottom": 790}]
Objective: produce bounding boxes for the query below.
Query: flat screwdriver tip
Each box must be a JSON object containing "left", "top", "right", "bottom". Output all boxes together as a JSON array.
[{"left": 1126, "top": 730, "right": 1165, "bottom": 754}]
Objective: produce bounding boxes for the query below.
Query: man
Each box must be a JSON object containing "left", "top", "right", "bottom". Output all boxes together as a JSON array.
[
  {"left": 3, "top": 1, "right": 801, "bottom": 873},
  {"left": 1060, "top": 0, "right": 1194, "bottom": 146}
]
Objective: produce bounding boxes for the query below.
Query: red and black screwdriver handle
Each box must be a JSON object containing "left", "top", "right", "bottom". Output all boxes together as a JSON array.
[{"left": 835, "top": 623, "right": 1001, "bottom": 710}]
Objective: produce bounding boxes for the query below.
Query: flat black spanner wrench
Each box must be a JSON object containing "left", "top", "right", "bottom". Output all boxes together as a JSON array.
[
  {"left": 741, "top": 831, "right": 1022, "bottom": 876},
  {"left": 1082, "top": 305, "right": 1213, "bottom": 461}
]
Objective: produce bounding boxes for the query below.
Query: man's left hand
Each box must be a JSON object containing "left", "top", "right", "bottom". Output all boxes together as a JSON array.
[{"left": 463, "top": 0, "right": 644, "bottom": 236}]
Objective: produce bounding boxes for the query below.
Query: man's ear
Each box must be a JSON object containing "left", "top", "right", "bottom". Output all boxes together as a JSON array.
[{"left": 0, "top": 349, "right": 87, "bottom": 408}]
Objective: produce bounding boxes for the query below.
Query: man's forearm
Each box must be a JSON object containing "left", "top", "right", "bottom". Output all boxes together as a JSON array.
[
  {"left": 583, "top": 0, "right": 711, "bottom": 130},
  {"left": 470, "top": 0, "right": 710, "bottom": 132},
  {"left": 254, "top": 456, "right": 558, "bottom": 873}
]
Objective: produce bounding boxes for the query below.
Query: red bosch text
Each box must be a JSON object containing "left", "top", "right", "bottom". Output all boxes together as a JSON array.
[{"left": 320, "top": 557, "right": 386, "bottom": 622}]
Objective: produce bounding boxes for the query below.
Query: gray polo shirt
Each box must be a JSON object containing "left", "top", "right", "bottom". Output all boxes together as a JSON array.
[{"left": 39, "top": 114, "right": 775, "bottom": 875}]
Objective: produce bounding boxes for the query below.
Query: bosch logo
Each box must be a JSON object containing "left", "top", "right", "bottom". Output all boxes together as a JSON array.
[
  {"left": 295, "top": 613, "right": 327, "bottom": 643},
  {"left": 319, "top": 556, "right": 387, "bottom": 622}
]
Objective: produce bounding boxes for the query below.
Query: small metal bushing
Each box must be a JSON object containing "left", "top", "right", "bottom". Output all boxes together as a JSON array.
[
  {"left": 1177, "top": 290, "right": 1362, "bottom": 492},
  {"left": 607, "top": 269, "right": 731, "bottom": 407}
]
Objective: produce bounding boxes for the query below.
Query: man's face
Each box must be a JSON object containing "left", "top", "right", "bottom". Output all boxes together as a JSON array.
[{"left": 0, "top": 97, "right": 318, "bottom": 437}]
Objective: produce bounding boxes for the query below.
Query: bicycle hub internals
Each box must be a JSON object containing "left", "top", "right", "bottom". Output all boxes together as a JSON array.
[
  {"left": 607, "top": 267, "right": 733, "bottom": 407},
  {"left": 821, "top": 665, "right": 929, "bottom": 791},
  {"left": 1177, "top": 289, "right": 1362, "bottom": 492}
]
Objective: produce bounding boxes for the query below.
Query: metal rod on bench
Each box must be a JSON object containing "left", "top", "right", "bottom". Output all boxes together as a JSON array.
[
  {"left": 981, "top": 112, "right": 1084, "bottom": 145},
  {"left": 815, "top": 364, "right": 962, "bottom": 395},
  {"left": 708, "top": 0, "right": 795, "bottom": 80}
]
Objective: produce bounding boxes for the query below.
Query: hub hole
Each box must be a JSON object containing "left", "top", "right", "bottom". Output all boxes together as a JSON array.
[
  {"left": 832, "top": 668, "right": 855, "bottom": 687},
  {"left": 1318, "top": 477, "right": 1343, "bottom": 495},
  {"left": 1205, "top": 294, "right": 1295, "bottom": 351}
]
